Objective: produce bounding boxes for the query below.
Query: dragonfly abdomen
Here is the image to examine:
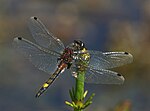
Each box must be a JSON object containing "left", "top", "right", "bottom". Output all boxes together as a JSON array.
[{"left": 35, "top": 63, "right": 67, "bottom": 97}]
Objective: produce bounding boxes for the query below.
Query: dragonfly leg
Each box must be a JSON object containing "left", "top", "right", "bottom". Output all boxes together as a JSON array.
[
  {"left": 57, "top": 58, "right": 61, "bottom": 62},
  {"left": 67, "top": 63, "right": 72, "bottom": 69},
  {"left": 72, "top": 71, "right": 78, "bottom": 78}
]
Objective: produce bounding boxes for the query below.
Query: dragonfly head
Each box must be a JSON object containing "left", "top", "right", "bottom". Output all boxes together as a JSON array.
[{"left": 72, "top": 40, "right": 85, "bottom": 50}]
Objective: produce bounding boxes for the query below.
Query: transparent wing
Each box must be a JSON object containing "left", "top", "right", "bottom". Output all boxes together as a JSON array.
[
  {"left": 13, "top": 37, "right": 60, "bottom": 74},
  {"left": 28, "top": 17, "right": 65, "bottom": 53},
  {"left": 84, "top": 68, "right": 124, "bottom": 84},
  {"left": 88, "top": 51, "right": 133, "bottom": 70},
  {"left": 70, "top": 65, "right": 124, "bottom": 84}
]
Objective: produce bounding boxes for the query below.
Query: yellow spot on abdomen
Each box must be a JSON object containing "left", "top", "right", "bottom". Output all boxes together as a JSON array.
[{"left": 43, "top": 83, "right": 49, "bottom": 88}]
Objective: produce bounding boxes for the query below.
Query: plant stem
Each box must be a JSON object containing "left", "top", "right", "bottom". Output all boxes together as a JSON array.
[
  {"left": 74, "top": 109, "right": 82, "bottom": 111},
  {"left": 74, "top": 70, "right": 85, "bottom": 111},
  {"left": 75, "top": 71, "right": 85, "bottom": 101}
]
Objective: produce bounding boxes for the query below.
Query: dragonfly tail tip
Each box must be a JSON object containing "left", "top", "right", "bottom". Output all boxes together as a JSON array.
[{"left": 35, "top": 93, "right": 40, "bottom": 98}]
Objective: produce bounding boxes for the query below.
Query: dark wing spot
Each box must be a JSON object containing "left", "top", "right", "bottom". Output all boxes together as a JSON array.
[
  {"left": 124, "top": 52, "right": 129, "bottom": 55},
  {"left": 18, "top": 37, "right": 22, "bottom": 40},
  {"left": 33, "top": 17, "right": 37, "bottom": 20},
  {"left": 117, "top": 73, "right": 122, "bottom": 76}
]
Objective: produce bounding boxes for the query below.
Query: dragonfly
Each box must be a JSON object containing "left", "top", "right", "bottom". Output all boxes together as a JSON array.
[{"left": 13, "top": 17, "right": 133, "bottom": 98}]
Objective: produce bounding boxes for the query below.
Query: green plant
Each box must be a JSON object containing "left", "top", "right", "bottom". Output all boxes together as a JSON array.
[{"left": 65, "top": 69, "right": 95, "bottom": 111}]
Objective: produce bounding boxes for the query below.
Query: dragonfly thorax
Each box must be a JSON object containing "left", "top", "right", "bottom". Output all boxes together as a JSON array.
[{"left": 59, "top": 48, "right": 74, "bottom": 64}]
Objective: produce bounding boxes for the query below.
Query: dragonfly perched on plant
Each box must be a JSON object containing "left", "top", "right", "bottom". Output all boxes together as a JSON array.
[{"left": 13, "top": 17, "right": 133, "bottom": 98}]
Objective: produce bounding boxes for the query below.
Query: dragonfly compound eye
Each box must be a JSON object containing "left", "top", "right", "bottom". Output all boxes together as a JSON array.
[{"left": 74, "top": 40, "right": 85, "bottom": 50}]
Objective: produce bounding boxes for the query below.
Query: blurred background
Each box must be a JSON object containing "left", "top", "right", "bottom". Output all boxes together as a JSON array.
[{"left": 0, "top": 0, "right": 150, "bottom": 111}]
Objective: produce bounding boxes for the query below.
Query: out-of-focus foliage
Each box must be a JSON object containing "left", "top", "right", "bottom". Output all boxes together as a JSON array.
[
  {"left": 113, "top": 100, "right": 131, "bottom": 111},
  {"left": 0, "top": 0, "right": 150, "bottom": 111}
]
